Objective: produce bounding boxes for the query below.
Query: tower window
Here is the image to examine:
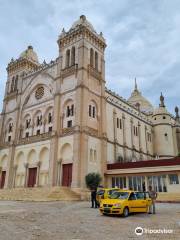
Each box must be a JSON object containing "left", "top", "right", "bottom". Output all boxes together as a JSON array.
[
  {"left": 26, "top": 119, "right": 31, "bottom": 129},
  {"left": 95, "top": 51, "right": 98, "bottom": 70},
  {"left": 117, "top": 118, "right": 119, "bottom": 128},
  {"left": 67, "top": 120, "right": 72, "bottom": 128},
  {"left": 8, "top": 136, "right": 11, "bottom": 142},
  {"left": 48, "top": 113, "right": 52, "bottom": 123},
  {"left": 48, "top": 126, "right": 52, "bottom": 132},
  {"left": 120, "top": 119, "right": 122, "bottom": 129},
  {"left": 89, "top": 105, "right": 96, "bottom": 118},
  {"left": 71, "top": 47, "right": 75, "bottom": 66},
  {"left": 36, "top": 130, "right": 41, "bottom": 135},
  {"left": 66, "top": 49, "right": 70, "bottom": 68},
  {"left": 163, "top": 116, "right": 166, "bottom": 119},
  {"left": 25, "top": 132, "right": 29, "bottom": 138},
  {"left": 37, "top": 115, "right": 42, "bottom": 126},
  {"left": 92, "top": 106, "right": 95, "bottom": 118},
  {"left": 89, "top": 105, "right": 92, "bottom": 117},
  {"left": 14, "top": 75, "right": 18, "bottom": 91},
  {"left": 66, "top": 105, "right": 74, "bottom": 117},
  {"left": 90, "top": 48, "right": 94, "bottom": 67},
  {"left": 8, "top": 123, "right": 13, "bottom": 133}
]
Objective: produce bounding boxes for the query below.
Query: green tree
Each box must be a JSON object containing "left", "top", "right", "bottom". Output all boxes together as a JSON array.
[
  {"left": 177, "top": 152, "right": 180, "bottom": 157},
  {"left": 85, "top": 172, "right": 102, "bottom": 190}
]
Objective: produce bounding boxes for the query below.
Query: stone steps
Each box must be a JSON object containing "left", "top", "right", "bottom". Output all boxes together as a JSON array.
[{"left": 0, "top": 187, "right": 81, "bottom": 201}]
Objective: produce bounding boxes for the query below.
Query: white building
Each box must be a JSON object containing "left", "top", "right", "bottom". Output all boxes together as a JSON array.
[{"left": 0, "top": 15, "right": 180, "bottom": 196}]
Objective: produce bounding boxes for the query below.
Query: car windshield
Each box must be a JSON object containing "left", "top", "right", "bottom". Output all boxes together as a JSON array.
[
  {"left": 97, "top": 190, "right": 104, "bottom": 195},
  {"left": 110, "top": 191, "right": 129, "bottom": 199}
]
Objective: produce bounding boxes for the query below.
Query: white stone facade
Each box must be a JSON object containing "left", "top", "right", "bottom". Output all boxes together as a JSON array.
[{"left": 0, "top": 16, "right": 180, "bottom": 193}]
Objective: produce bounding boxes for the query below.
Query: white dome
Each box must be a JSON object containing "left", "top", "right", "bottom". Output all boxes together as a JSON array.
[
  {"left": 128, "top": 85, "right": 153, "bottom": 113},
  {"left": 20, "top": 46, "right": 39, "bottom": 63},
  {"left": 70, "top": 15, "right": 96, "bottom": 32}
]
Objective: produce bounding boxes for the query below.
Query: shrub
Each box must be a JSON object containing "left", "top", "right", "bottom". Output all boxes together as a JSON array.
[{"left": 85, "top": 172, "right": 102, "bottom": 190}]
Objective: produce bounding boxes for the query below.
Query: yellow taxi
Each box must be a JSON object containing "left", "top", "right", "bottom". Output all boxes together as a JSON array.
[
  {"left": 96, "top": 188, "right": 120, "bottom": 207},
  {"left": 99, "top": 190, "right": 152, "bottom": 217}
]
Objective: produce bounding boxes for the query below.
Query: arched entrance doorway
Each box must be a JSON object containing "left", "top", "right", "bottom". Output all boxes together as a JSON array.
[
  {"left": 60, "top": 143, "right": 73, "bottom": 187},
  {"left": 62, "top": 164, "right": 72, "bottom": 187},
  {"left": 0, "top": 155, "right": 8, "bottom": 189},
  {"left": 27, "top": 150, "right": 37, "bottom": 187}
]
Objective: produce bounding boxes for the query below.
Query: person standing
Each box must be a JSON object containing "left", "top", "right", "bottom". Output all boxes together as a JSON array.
[
  {"left": 91, "top": 188, "right": 97, "bottom": 208},
  {"left": 148, "top": 185, "right": 157, "bottom": 214}
]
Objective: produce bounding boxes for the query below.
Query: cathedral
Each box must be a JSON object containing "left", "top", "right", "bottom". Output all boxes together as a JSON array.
[{"left": 0, "top": 15, "right": 180, "bottom": 196}]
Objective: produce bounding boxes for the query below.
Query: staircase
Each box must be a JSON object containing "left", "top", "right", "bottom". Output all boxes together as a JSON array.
[{"left": 0, "top": 187, "right": 81, "bottom": 202}]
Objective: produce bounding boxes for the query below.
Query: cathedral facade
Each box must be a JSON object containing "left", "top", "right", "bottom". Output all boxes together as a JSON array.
[{"left": 0, "top": 16, "right": 180, "bottom": 195}]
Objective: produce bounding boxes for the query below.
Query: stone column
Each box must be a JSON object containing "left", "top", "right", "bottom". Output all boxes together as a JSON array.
[
  {"left": 122, "top": 113, "right": 127, "bottom": 161},
  {"left": 138, "top": 121, "right": 142, "bottom": 160},
  {"left": 43, "top": 119, "right": 46, "bottom": 133},
  {"left": 145, "top": 126, "right": 148, "bottom": 155},
  {"left": 130, "top": 118, "right": 134, "bottom": 160},
  {"left": 0, "top": 167, "right": 2, "bottom": 187},
  {"left": 12, "top": 165, "right": 18, "bottom": 188},
  {"left": 5, "top": 144, "right": 16, "bottom": 188},
  {"left": 36, "top": 161, "right": 41, "bottom": 187},
  {"left": 24, "top": 163, "right": 29, "bottom": 187},
  {"left": 56, "top": 158, "right": 62, "bottom": 186},
  {"left": 113, "top": 109, "right": 117, "bottom": 161}
]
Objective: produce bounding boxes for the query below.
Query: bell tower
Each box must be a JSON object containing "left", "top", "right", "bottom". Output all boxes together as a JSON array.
[{"left": 57, "top": 15, "right": 107, "bottom": 189}]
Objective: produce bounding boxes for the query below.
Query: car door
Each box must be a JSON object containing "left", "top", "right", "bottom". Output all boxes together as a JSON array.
[
  {"left": 136, "top": 192, "right": 148, "bottom": 212},
  {"left": 128, "top": 192, "right": 138, "bottom": 213}
]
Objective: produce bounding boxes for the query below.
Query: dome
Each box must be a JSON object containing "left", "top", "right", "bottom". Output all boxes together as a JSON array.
[
  {"left": 128, "top": 79, "right": 153, "bottom": 113},
  {"left": 70, "top": 15, "right": 96, "bottom": 32},
  {"left": 153, "top": 93, "right": 170, "bottom": 116},
  {"left": 153, "top": 106, "right": 168, "bottom": 115},
  {"left": 19, "top": 46, "right": 39, "bottom": 63}
]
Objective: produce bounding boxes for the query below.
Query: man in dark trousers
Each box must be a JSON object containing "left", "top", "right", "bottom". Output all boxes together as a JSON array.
[
  {"left": 148, "top": 185, "right": 158, "bottom": 214},
  {"left": 91, "top": 187, "right": 97, "bottom": 208}
]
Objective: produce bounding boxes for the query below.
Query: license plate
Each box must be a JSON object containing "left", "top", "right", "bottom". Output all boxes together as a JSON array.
[{"left": 104, "top": 208, "right": 111, "bottom": 213}]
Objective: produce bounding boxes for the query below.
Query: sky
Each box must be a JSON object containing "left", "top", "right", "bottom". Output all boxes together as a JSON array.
[{"left": 0, "top": 0, "right": 180, "bottom": 114}]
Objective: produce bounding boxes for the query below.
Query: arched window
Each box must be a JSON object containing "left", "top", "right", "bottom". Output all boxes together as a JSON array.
[
  {"left": 66, "top": 49, "right": 70, "bottom": 68},
  {"left": 8, "top": 122, "right": 13, "bottom": 133},
  {"left": 48, "top": 112, "right": 52, "bottom": 124},
  {"left": 71, "top": 47, "right": 75, "bottom": 66},
  {"left": 14, "top": 75, "right": 18, "bottom": 91},
  {"left": 36, "top": 115, "right": 42, "bottom": 126},
  {"left": 26, "top": 119, "right": 31, "bottom": 129},
  {"left": 89, "top": 101, "right": 97, "bottom": 119},
  {"left": 95, "top": 51, "right": 98, "bottom": 70},
  {"left": 10, "top": 77, "right": 15, "bottom": 92},
  {"left": 90, "top": 48, "right": 94, "bottom": 67},
  {"left": 66, "top": 104, "right": 74, "bottom": 117}
]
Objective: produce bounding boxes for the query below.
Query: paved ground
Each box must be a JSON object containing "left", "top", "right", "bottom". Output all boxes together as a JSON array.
[{"left": 0, "top": 201, "right": 179, "bottom": 240}]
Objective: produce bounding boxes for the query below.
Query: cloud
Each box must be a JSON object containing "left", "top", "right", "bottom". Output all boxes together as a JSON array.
[{"left": 0, "top": 0, "right": 180, "bottom": 114}]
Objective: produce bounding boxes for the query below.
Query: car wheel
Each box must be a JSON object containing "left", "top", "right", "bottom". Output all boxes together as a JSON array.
[{"left": 123, "top": 207, "right": 129, "bottom": 217}]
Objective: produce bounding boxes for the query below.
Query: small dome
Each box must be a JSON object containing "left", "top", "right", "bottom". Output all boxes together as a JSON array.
[
  {"left": 70, "top": 15, "right": 96, "bottom": 32},
  {"left": 128, "top": 79, "right": 153, "bottom": 113},
  {"left": 153, "top": 106, "right": 169, "bottom": 115},
  {"left": 153, "top": 93, "right": 170, "bottom": 116},
  {"left": 20, "top": 46, "right": 39, "bottom": 63}
]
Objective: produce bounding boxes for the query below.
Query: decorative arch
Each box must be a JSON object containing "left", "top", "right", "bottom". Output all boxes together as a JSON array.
[
  {"left": 15, "top": 151, "right": 25, "bottom": 172},
  {"left": 60, "top": 143, "right": 73, "bottom": 162},
  {"left": 39, "top": 147, "right": 49, "bottom": 171},
  {"left": 27, "top": 149, "right": 37, "bottom": 164},
  {"left": 21, "top": 72, "right": 54, "bottom": 111},
  {"left": 0, "top": 154, "right": 8, "bottom": 170}
]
